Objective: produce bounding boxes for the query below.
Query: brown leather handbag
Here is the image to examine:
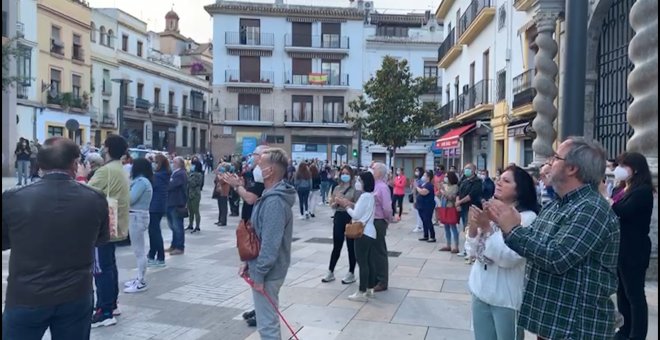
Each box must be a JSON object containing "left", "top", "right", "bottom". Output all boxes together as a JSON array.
[
  {"left": 344, "top": 221, "right": 365, "bottom": 239},
  {"left": 236, "top": 219, "right": 260, "bottom": 261}
]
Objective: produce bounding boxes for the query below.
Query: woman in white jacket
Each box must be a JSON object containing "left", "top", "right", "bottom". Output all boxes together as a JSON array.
[
  {"left": 336, "top": 171, "right": 376, "bottom": 302},
  {"left": 465, "top": 165, "right": 539, "bottom": 340}
]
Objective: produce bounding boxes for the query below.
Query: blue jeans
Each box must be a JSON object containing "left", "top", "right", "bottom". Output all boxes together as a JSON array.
[
  {"left": 444, "top": 224, "right": 459, "bottom": 247},
  {"left": 94, "top": 243, "right": 118, "bottom": 315},
  {"left": 167, "top": 207, "right": 185, "bottom": 250},
  {"left": 460, "top": 207, "right": 469, "bottom": 227},
  {"left": 297, "top": 189, "right": 310, "bottom": 216},
  {"left": 472, "top": 295, "right": 524, "bottom": 340},
  {"left": 320, "top": 182, "right": 331, "bottom": 203},
  {"left": 16, "top": 160, "right": 30, "bottom": 185},
  {"left": 2, "top": 294, "right": 93, "bottom": 340},
  {"left": 148, "top": 212, "right": 166, "bottom": 261}
]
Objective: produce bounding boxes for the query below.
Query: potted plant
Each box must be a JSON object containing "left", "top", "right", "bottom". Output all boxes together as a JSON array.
[{"left": 59, "top": 92, "right": 74, "bottom": 111}]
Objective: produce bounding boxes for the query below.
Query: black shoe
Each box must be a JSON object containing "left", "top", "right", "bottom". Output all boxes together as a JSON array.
[
  {"left": 192, "top": 227, "right": 200, "bottom": 233},
  {"left": 418, "top": 237, "right": 429, "bottom": 241},
  {"left": 242, "top": 310, "right": 256, "bottom": 320},
  {"left": 185, "top": 226, "right": 193, "bottom": 231},
  {"left": 310, "top": 214, "right": 315, "bottom": 218},
  {"left": 246, "top": 316, "right": 257, "bottom": 327}
]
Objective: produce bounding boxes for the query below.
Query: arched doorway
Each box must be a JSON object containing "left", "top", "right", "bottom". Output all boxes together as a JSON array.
[{"left": 593, "top": 0, "right": 636, "bottom": 159}]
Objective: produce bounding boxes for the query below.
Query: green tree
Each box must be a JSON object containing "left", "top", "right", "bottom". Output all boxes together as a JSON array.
[
  {"left": 348, "top": 56, "right": 439, "bottom": 166},
  {"left": 2, "top": 38, "right": 23, "bottom": 92}
]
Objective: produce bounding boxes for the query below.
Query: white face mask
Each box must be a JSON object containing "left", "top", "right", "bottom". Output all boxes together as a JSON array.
[
  {"left": 613, "top": 166, "right": 631, "bottom": 182},
  {"left": 253, "top": 165, "right": 264, "bottom": 183},
  {"left": 354, "top": 180, "right": 363, "bottom": 191}
]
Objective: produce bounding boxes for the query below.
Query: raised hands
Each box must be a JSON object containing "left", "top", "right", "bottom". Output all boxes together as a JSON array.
[{"left": 483, "top": 199, "right": 521, "bottom": 234}]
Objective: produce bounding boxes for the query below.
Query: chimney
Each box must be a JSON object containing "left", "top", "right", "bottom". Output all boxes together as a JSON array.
[{"left": 275, "top": 0, "right": 284, "bottom": 6}]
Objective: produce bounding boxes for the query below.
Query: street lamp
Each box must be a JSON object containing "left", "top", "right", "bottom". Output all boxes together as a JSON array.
[{"left": 111, "top": 78, "right": 133, "bottom": 137}]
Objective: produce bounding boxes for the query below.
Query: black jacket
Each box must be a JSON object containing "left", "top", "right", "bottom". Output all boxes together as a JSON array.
[
  {"left": 167, "top": 169, "right": 188, "bottom": 208},
  {"left": 458, "top": 176, "right": 483, "bottom": 209},
  {"left": 611, "top": 184, "right": 654, "bottom": 268},
  {"left": 2, "top": 173, "right": 109, "bottom": 307}
]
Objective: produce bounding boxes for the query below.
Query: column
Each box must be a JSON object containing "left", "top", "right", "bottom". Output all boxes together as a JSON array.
[
  {"left": 530, "top": 7, "right": 561, "bottom": 167},
  {"left": 627, "top": 0, "right": 658, "bottom": 279}
]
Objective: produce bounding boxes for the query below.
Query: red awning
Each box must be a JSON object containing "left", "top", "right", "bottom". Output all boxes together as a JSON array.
[{"left": 435, "top": 123, "right": 477, "bottom": 149}]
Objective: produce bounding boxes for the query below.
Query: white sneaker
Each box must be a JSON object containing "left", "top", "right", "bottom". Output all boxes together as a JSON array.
[
  {"left": 341, "top": 272, "right": 356, "bottom": 284},
  {"left": 412, "top": 227, "right": 423, "bottom": 232},
  {"left": 305, "top": 212, "right": 310, "bottom": 220},
  {"left": 123, "top": 279, "right": 138, "bottom": 288},
  {"left": 321, "top": 270, "right": 335, "bottom": 283},
  {"left": 366, "top": 288, "right": 375, "bottom": 298},
  {"left": 318, "top": 202, "right": 325, "bottom": 206},
  {"left": 299, "top": 215, "right": 306, "bottom": 220},
  {"left": 123, "top": 280, "right": 148, "bottom": 293},
  {"left": 112, "top": 306, "right": 121, "bottom": 316},
  {"left": 348, "top": 291, "right": 368, "bottom": 302}
]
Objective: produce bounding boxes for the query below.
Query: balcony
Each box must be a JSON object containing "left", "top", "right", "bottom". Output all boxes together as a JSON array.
[
  {"left": 512, "top": 69, "right": 536, "bottom": 115},
  {"left": 223, "top": 107, "right": 274, "bottom": 126},
  {"left": 46, "top": 92, "right": 86, "bottom": 110},
  {"left": 225, "top": 70, "right": 274, "bottom": 88},
  {"left": 514, "top": 0, "right": 536, "bottom": 11},
  {"left": 135, "top": 98, "right": 150, "bottom": 111},
  {"left": 283, "top": 73, "right": 349, "bottom": 90},
  {"left": 436, "top": 0, "right": 457, "bottom": 19},
  {"left": 50, "top": 39, "right": 64, "bottom": 56},
  {"left": 152, "top": 103, "right": 165, "bottom": 115},
  {"left": 457, "top": 0, "right": 496, "bottom": 46},
  {"left": 437, "top": 27, "right": 462, "bottom": 68},
  {"left": 224, "top": 32, "right": 274, "bottom": 50},
  {"left": 16, "top": 22, "right": 24, "bottom": 39},
  {"left": 184, "top": 109, "right": 209, "bottom": 121},
  {"left": 322, "top": 110, "right": 346, "bottom": 124},
  {"left": 101, "top": 115, "right": 116, "bottom": 128},
  {"left": 168, "top": 104, "right": 178, "bottom": 115},
  {"left": 16, "top": 84, "right": 29, "bottom": 99},
  {"left": 123, "top": 96, "right": 135, "bottom": 109},
  {"left": 101, "top": 80, "right": 112, "bottom": 96},
  {"left": 455, "top": 79, "right": 494, "bottom": 120},
  {"left": 283, "top": 110, "right": 351, "bottom": 128},
  {"left": 284, "top": 34, "right": 350, "bottom": 54},
  {"left": 72, "top": 46, "right": 85, "bottom": 62}
]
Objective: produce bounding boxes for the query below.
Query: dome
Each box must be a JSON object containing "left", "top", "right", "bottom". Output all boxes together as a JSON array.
[{"left": 165, "top": 10, "right": 179, "bottom": 20}]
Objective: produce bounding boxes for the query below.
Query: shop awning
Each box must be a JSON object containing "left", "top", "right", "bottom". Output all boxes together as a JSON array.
[{"left": 435, "top": 122, "right": 476, "bottom": 149}]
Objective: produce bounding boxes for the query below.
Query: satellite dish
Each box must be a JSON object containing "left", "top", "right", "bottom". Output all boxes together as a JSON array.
[{"left": 65, "top": 119, "right": 80, "bottom": 131}]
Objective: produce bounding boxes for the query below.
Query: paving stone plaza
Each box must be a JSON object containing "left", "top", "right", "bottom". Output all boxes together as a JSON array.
[{"left": 2, "top": 176, "right": 657, "bottom": 339}]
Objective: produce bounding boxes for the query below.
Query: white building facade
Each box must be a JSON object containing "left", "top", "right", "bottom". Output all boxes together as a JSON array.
[
  {"left": 14, "top": 0, "right": 40, "bottom": 144},
  {"left": 206, "top": 1, "right": 365, "bottom": 163},
  {"left": 361, "top": 8, "right": 444, "bottom": 174}
]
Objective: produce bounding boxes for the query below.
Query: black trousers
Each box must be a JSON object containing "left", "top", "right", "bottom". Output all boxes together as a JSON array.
[
  {"left": 617, "top": 264, "right": 648, "bottom": 340},
  {"left": 216, "top": 196, "right": 228, "bottom": 225},
  {"left": 228, "top": 189, "right": 240, "bottom": 215},
  {"left": 328, "top": 210, "right": 356, "bottom": 273},
  {"left": 392, "top": 195, "right": 404, "bottom": 217}
]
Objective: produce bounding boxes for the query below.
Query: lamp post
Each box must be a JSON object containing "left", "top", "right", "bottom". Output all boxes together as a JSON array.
[{"left": 111, "top": 78, "right": 132, "bottom": 137}]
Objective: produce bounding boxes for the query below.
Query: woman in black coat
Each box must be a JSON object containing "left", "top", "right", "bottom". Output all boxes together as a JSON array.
[{"left": 611, "top": 152, "right": 654, "bottom": 340}]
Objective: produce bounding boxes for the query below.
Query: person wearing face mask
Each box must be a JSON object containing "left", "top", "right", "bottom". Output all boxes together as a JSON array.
[
  {"left": 147, "top": 154, "right": 171, "bottom": 268},
  {"left": 166, "top": 157, "right": 188, "bottom": 256},
  {"left": 457, "top": 164, "right": 483, "bottom": 228},
  {"left": 410, "top": 167, "right": 425, "bottom": 233},
  {"left": 392, "top": 168, "right": 407, "bottom": 222},
  {"left": 415, "top": 170, "right": 437, "bottom": 242},
  {"left": 185, "top": 160, "right": 204, "bottom": 233},
  {"left": 14, "top": 138, "right": 32, "bottom": 186},
  {"left": 479, "top": 169, "right": 495, "bottom": 201},
  {"left": 213, "top": 163, "right": 231, "bottom": 227},
  {"left": 611, "top": 152, "right": 654, "bottom": 340},
  {"left": 321, "top": 166, "right": 360, "bottom": 285},
  {"left": 438, "top": 171, "right": 460, "bottom": 253}
]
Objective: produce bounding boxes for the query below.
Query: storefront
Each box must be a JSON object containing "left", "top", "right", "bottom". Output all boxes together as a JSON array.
[
  {"left": 435, "top": 122, "right": 475, "bottom": 169},
  {"left": 37, "top": 109, "right": 91, "bottom": 145},
  {"left": 507, "top": 121, "right": 535, "bottom": 167}
]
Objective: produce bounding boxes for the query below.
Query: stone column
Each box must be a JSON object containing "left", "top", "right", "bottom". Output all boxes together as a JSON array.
[
  {"left": 530, "top": 5, "right": 562, "bottom": 168},
  {"left": 627, "top": 0, "right": 658, "bottom": 279}
]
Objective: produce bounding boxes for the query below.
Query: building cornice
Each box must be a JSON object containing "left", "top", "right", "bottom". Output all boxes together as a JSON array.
[
  {"left": 37, "top": 3, "right": 91, "bottom": 31},
  {"left": 118, "top": 59, "right": 210, "bottom": 93},
  {"left": 365, "top": 36, "right": 440, "bottom": 46},
  {"left": 91, "top": 54, "right": 119, "bottom": 67},
  {"left": 369, "top": 13, "right": 427, "bottom": 26},
  {"left": 204, "top": 1, "right": 364, "bottom": 20}
]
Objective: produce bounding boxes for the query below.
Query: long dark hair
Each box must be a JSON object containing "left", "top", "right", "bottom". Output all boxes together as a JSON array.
[
  {"left": 414, "top": 167, "right": 424, "bottom": 179},
  {"left": 296, "top": 163, "right": 311, "bottom": 180},
  {"left": 131, "top": 158, "right": 153, "bottom": 182},
  {"left": 617, "top": 152, "right": 653, "bottom": 191},
  {"left": 191, "top": 160, "right": 204, "bottom": 174},
  {"left": 505, "top": 165, "right": 539, "bottom": 214},
  {"left": 446, "top": 171, "right": 459, "bottom": 185}
]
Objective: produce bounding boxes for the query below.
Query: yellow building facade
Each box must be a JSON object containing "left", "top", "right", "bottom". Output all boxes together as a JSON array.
[{"left": 36, "top": 0, "right": 92, "bottom": 144}]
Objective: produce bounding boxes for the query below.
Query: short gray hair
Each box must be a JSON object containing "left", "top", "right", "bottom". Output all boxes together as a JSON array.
[
  {"left": 261, "top": 147, "right": 289, "bottom": 179},
  {"left": 254, "top": 145, "right": 269, "bottom": 155},
  {"left": 173, "top": 156, "right": 185, "bottom": 168},
  {"left": 372, "top": 162, "right": 388, "bottom": 180},
  {"left": 563, "top": 136, "right": 607, "bottom": 186},
  {"left": 86, "top": 152, "right": 104, "bottom": 167}
]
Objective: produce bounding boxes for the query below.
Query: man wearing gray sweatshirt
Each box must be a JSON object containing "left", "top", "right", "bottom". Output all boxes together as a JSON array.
[{"left": 241, "top": 147, "right": 296, "bottom": 340}]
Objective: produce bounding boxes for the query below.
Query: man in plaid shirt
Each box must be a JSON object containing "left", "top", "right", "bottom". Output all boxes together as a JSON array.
[{"left": 486, "top": 137, "right": 619, "bottom": 339}]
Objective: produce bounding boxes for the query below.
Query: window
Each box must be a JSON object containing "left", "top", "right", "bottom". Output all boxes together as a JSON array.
[
  {"left": 107, "top": 30, "right": 114, "bottom": 48},
  {"left": 182, "top": 126, "right": 188, "bottom": 147},
  {"left": 291, "top": 22, "right": 312, "bottom": 47},
  {"left": 191, "top": 90, "right": 204, "bottom": 113},
  {"left": 137, "top": 41, "right": 143, "bottom": 57},
  {"left": 90, "top": 22, "right": 96, "bottom": 42},
  {"left": 102, "top": 99, "right": 110, "bottom": 116},
  {"left": 323, "top": 96, "right": 344, "bottom": 123},
  {"left": 137, "top": 83, "right": 144, "bottom": 99},
  {"left": 17, "top": 46, "right": 31, "bottom": 86},
  {"left": 321, "top": 23, "right": 341, "bottom": 48},
  {"left": 50, "top": 26, "right": 63, "bottom": 54},
  {"left": 291, "top": 58, "right": 312, "bottom": 84},
  {"left": 292, "top": 95, "right": 313, "bottom": 122},
  {"left": 321, "top": 60, "right": 340, "bottom": 85},
  {"left": 48, "top": 125, "right": 64, "bottom": 137},
  {"left": 168, "top": 91, "right": 175, "bottom": 113},
  {"left": 102, "top": 69, "right": 111, "bottom": 94},
  {"left": 498, "top": 5, "right": 507, "bottom": 31},
  {"left": 266, "top": 135, "right": 285, "bottom": 144},
  {"left": 72, "top": 74, "right": 81, "bottom": 99},
  {"left": 496, "top": 68, "right": 506, "bottom": 101},
  {"left": 50, "top": 69, "right": 61, "bottom": 96},
  {"left": 122, "top": 34, "right": 128, "bottom": 52},
  {"left": 200, "top": 129, "right": 207, "bottom": 152},
  {"left": 191, "top": 127, "right": 197, "bottom": 152},
  {"left": 239, "top": 18, "right": 260, "bottom": 45},
  {"left": 376, "top": 25, "right": 408, "bottom": 37},
  {"left": 72, "top": 34, "right": 83, "bottom": 61},
  {"left": 2, "top": 11, "right": 7, "bottom": 37},
  {"left": 99, "top": 26, "right": 106, "bottom": 45},
  {"left": 182, "top": 94, "right": 188, "bottom": 114},
  {"left": 424, "top": 62, "right": 439, "bottom": 93},
  {"left": 238, "top": 94, "right": 260, "bottom": 120},
  {"left": 523, "top": 139, "right": 534, "bottom": 167},
  {"left": 154, "top": 88, "right": 160, "bottom": 105},
  {"left": 239, "top": 56, "right": 260, "bottom": 82}
]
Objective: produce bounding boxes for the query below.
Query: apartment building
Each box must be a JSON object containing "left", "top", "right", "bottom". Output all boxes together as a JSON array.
[
  {"left": 205, "top": 1, "right": 364, "bottom": 163},
  {"left": 36, "top": 0, "right": 93, "bottom": 145},
  {"left": 94, "top": 8, "right": 211, "bottom": 154},
  {"left": 360, "top": 6, "right": 444, "bottom": 173},
  {"left": 2, "top": 0, "right": 19, "bottom": 176},
  {"left": 13, "top": 0, "right": 40, "bottom": 145}
]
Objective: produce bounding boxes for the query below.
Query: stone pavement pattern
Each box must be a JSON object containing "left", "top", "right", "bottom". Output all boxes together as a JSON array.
[{"left": 2, "top": 176, "right": 658, "bottom": 340}]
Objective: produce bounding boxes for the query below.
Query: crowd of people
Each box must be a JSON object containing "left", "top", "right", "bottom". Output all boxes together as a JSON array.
[{"left": 1, "top": 135, "right": 655, "bottom": 340}]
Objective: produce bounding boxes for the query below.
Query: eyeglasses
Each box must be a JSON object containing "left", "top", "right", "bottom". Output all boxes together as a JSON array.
[{"left": 549, "top": 154, "right": 566, "bottom": 163}]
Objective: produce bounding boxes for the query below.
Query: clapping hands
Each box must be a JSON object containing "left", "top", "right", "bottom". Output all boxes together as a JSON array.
[{"left": 483, "top": 199, "right": 521, "bottom": 234}]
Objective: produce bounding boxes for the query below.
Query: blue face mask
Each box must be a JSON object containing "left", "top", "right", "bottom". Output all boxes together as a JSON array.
[
  {"left": 229, "top": 165, "right": 235, "bottom": 173},
  {"left": 464, "top": 169, "right": 473, "bottom": 177},
  {"left": 218, "top": 167, "right": 226, "bottom": 173},
  {"left": 191, "top": 165, "right": 196, "bottom": 172},
  {"left": 340, "top": 174, "right": 351, "bottom": 183},
  {"left": 152, "top": 163, "right": 157, "bottom": 171}
]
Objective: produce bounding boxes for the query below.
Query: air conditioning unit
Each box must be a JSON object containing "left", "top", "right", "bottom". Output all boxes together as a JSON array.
[{"left": 363, "top": 1, "right": 373, "bottom": 10}]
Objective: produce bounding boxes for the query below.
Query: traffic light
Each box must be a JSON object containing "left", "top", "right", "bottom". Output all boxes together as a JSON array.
[{"left": 352, "top": 149, "right": 358, "bottom": 158}]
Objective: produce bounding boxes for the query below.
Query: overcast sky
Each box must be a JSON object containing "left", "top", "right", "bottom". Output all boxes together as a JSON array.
[{"left": 88, "top": 0, "right": 439, "bottom": 43}]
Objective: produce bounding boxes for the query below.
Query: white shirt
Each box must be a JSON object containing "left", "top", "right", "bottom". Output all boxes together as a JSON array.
[
  {"left": 346, "top": 193, "right": 376, "bottom": 239},
  {"left": 465, "top": 210, "right": 537, "bottom": 310}
]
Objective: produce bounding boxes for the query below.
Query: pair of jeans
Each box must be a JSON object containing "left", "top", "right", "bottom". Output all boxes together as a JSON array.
[
  {"left": 297, "top": 188, "right": 310, "bottom": 216},
  {"left": 129, "top": 211, "right": 149, "bottom": 282},
  {"left": 472, "top": 295, "right": 524, "bottom": 340},
  {"left": 444, "top": 224, "right": 459, "bottom": 248},
  {"left": 2, "top": 293, "right": 93, "bottom": 340},
  {"left": 216, "top": 196, "right": 228, "bottom": 225},
  {"left": 167, "top": 207, "right": 185, "bottom": 250},
  {"left": 252, "top": 279, "right": 285, "bottom": 340},
  {"left": 308, "top": 189, "right": 319, "bottom": 214},
  {"left": 392, "top": 195, "right": 404, "bottom": 217},
  {"left": 328, "top": 211, "right": 356, "bottom": 273},
  {"left": 419, "top": 208, "right": 435, "bottom": 239},
  {"left": 374, "top": 219, "right": 389, "bottom": 287},
  {"left": 617, "top": 264, "right": 648, "bottom": 340},
  {"left": 94, "top": 243, "right": 118, "bottom": 315},
  {"left": 16, "top": 160, "right": 30, "bottom": 185},
  {"left": 187, "top": 196, "right": 201, "bottom": 228},
  {"left": 460, "top": 207, "right": 469, "bottom": 228},
  {"left": 147, "top": 212, "right": 166, "bottom": 261},
  {"left": 354, "top": 235, "right": 377, "bottom": 292},
  {"left": 320, "top": 182, "right": 331, "bottom": 203}
]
